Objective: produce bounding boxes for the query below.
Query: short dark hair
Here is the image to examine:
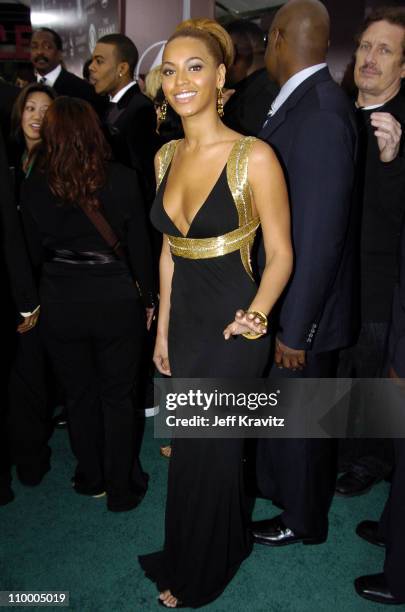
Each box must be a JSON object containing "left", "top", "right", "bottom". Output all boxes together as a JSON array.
[
  {"left": 31, "top": 28, "right": 63, "bottom": 51},
  {"left": 225, "top": 20, "right": 266, "bottom": 54},
  {"left": 98, "top": 34, "right": 139, "bottom": 75},
  {"left": 358, "top": 7, "right": 405, "bottom": 60},
  {"left": 11, "top": 82, "right": 57, "bottom": 145}
]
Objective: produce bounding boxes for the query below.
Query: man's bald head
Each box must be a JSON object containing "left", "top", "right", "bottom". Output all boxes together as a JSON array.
[{"left": 265, "top": 0, "right": 330, "bottom": 85}]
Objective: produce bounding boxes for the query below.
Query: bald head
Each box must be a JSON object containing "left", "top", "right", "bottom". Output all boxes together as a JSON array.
[{"left": 266, "top": 0, "right": 330, "bottom": 84}]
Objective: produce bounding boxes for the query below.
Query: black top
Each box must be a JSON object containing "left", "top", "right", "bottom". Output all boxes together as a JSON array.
[
  {"left": 357, "top": 91, "right": 405, "bottom": 322},
  {"left": 20, "top": 161, "right": 154, "bottom": 305},
  {"left": 0, "top": 130, "right": 38, "bottom": 313},
  {"left": 223, "top": 68, "right": 278, "bottom": 136}
]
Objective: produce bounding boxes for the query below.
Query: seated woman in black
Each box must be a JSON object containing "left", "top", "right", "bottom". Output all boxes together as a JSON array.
[{"left": 20, "top": 96, "right": 155, "bottom": 512}]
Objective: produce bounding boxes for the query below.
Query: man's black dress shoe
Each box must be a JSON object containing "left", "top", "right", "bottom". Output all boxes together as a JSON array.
[
  {"left": 0, "top": 485, "right": 14, "bottom": 506},
  {"left": 251, "top": 515, "right": 326, "bottom": 547},
  {"left": 355, "top": 573, "right": 405, "bottom": 605},
  {"left": 71, "top": 476, "right": 105, "bottom": 498},
  {"left": 335, "top": 470, "right": 379, "bottom": 496},
  {"left": 356, "top": 520, "right": 385, "bottom": 547}
]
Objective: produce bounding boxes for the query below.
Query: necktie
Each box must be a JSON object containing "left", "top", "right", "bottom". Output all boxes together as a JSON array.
[{"left": 39, "top": 77, "right": 47, "bottom": 85}]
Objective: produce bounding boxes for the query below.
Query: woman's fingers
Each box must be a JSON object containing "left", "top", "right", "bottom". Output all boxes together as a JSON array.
[
  {"left": 223, "top": 311, "right": 267, "bottom": 339},
  {"left": 153, "top": 354, "right": 171, "bottom": 376}
]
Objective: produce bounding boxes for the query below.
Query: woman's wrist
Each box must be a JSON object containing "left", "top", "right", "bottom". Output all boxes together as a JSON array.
[{"left": 242, "top": 310, "right": 268, "bottom": 340}]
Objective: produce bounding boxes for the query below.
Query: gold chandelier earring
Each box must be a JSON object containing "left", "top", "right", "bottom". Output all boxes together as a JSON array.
[
  {"left": 159, "top": 99, "right": 168, "bottom": 123},
  {"left": 156, "top": 99, "right": 168, "bottom": 134},
  {"left": 217, "top": 87, "right": 224, "bottom": 117}
]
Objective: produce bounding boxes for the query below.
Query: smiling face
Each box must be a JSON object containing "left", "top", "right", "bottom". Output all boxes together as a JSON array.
[
  {"left": 21, "top": 91, "right": 53, "bottom": 149},
  {"left": 89, "top": 42, "right": 127, "bottom": 96},
  {"left": 30, "top": 31, "right": 61, "bottom": 76},
  {"left": 161, "top": 36, "right": 225, "bottom": 120},
  {"left": 355, "top": 20, "right": 405, "bottom": 104}
]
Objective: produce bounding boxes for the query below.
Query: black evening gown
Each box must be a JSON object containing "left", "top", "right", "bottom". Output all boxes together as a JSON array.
[{"left": 139, "top": 138, "right": 270, "bottom": 607}]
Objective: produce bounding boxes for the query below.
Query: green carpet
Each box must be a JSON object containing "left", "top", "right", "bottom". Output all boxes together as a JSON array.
[{"left": 0, "top": 423, "right": 395, "bottom": 611}]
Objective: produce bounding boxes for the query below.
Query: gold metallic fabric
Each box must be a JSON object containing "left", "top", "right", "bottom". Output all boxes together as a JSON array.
[
  {"left": 168, "top": 216, "right": 260, "bottom": 259},
  {"left": 156, "top": 137, "right": 259, "bottom": 279}
]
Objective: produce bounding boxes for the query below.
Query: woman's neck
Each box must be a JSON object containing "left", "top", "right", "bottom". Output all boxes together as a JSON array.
[{"left": 181, "top": 109, "right": 227, "bottom": 149}]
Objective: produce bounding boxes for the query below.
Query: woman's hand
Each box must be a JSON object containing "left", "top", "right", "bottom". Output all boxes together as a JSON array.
[
  {"left": 17, "top": 309, "right": 40, "bottom": 334},
  {"left": 153, "top": 335, "right": 171, "bottom": 376},
  {"left": 223, "top": 309, "right": 267, "bottom": 340}
]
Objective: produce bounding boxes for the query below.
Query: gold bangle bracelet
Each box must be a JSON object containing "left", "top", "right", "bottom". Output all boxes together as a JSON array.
[{"left": 242, "top": 310, "right": 268, "bottom": 340}]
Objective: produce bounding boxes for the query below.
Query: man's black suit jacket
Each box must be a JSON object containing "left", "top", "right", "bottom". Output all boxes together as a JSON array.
[
  {"left": 387, "top": 158, "right": 405, "bottom": 377},
  {"left": 104, "top": 83, "right": 159, "bottom": 203},
  {"left": 259, "top": 67, "right": 357, "bottom": 353},
  {"left": 223, "top": 68, "right": 278, "bottom": 136},
  {"left": 52, "top": 67, "right": 98, "bottom": 105}
]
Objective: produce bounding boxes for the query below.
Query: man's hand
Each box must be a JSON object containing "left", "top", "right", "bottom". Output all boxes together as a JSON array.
[
  {"left": 370, "top": 112, "right": 402, "bottom": 163},
  {"left": 17, "top": 310, "right": 40, "bottom": 334},
  {"left": 274, "top": 337, "right": 306, "bottom": 370}
]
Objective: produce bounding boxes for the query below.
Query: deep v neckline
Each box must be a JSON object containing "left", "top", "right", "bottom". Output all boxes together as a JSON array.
[{"left": 160, "top": 139, "right": 240, "bottom": 239}]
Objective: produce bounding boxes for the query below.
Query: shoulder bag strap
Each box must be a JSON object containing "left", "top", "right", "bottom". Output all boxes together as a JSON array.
[{"left": 80, "top": 204, "right": 125, "bottom": 259}]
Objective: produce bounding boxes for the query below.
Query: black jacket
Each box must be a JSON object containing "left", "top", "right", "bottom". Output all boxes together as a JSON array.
[
  {"left": 224, "top": 68, "right": 278, "bottom": 136},
  {"left": 356, "top": 92, "right": 405, "bottom": 322},
  {"left": 103, "top": 83, "right": 159, "bottom": 203},
  {"left": 52, "top": 67, "right": 98, "bottom": 105},
  {"left": 259, "top": 67, "right": 357, "bottom": 352},
  {"left": 20, "top": 161, "right": 154, "bottom": 306},
  {"left": 0, "top": 131, "right": 38, "bottom": 313}
]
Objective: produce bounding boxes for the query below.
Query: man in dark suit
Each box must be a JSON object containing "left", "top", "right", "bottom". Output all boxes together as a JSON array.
[
  {"left": 89, "top": 33, "right": 158, "bottom": 203},
  {"left": 336, "top": 7, "right": 405, "bottom": 497},
  {"left": 355, "top": 206, "right": 405, "bottom": 604},
  {"left": 252, "top": 0, "right": 357, "bottom": 545},
  {"left": 30, "top": 28, "right": 97, "bottom": 105},
  {"left": 223, "top": 20, "right": 278, "bottom": 136},
  {"left": 0, "top": 131, "right": 40, "bottom": 505}
]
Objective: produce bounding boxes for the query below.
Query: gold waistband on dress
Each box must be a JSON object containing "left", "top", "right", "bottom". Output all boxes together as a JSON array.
[{"left": 167, "top": 217, "right": 260, "bottom": 260}]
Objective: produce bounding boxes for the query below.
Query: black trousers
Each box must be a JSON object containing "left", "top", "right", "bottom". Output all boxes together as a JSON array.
[
  {"left": 7, "top": 326, "right": 52, "bottom": 469},
  {"left": 41, "top": 297, "right": 147, "bottom": 504},
  {"left": 337, "top": 322, "right": 394, "bottom": 477},
  {"left": 256, "top": 350, "right": 338, "bottom": 536},
  {"left": 0, "top": 299, "right": 16, "bottom": 492},
  {"left": 380, "top": 438, "right": 405, "bottom": 599}
]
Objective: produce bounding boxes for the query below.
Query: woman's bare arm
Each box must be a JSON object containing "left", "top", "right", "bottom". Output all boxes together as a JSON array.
[{"left": 224, "top": 140, "right": 293, "bottom": 339}]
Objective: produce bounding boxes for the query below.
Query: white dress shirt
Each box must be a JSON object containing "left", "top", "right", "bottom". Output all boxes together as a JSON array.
[
  {"left": 109, "top": 81, "right": 137, "bottom": 103},
  {"left": 36, "top": 64, "right": 62, "bottom": 87},
  {"left": 266, "top": 63, "right": 327, "bottom": 120}
]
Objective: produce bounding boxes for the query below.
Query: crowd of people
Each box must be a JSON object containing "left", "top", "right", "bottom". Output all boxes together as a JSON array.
[{"left": 0, "top": 0, "right": 404, "bottom": 608}]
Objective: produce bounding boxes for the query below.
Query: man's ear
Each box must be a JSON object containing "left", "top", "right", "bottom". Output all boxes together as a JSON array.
[{"left": 118, "top": 61, "right": 130, "bottom": 78}]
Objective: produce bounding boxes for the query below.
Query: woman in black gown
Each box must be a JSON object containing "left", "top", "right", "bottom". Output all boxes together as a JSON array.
[{"left": 139, "top": 19, "right": 293, "bottom": 608}]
